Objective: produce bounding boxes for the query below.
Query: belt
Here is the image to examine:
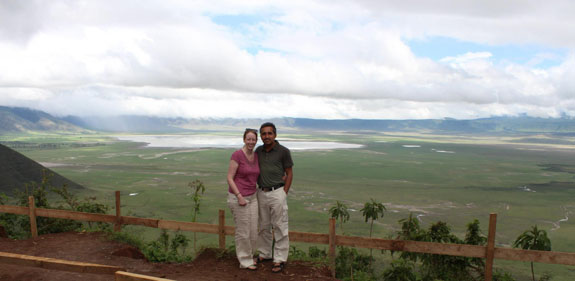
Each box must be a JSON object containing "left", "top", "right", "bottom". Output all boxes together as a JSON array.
[{"left": 259, "top": 183, "right": 284, "bottom": 192}]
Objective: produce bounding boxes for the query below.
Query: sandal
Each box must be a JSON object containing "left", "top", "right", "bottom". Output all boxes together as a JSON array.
[
  {"left": 246, "top": 264, "right": 257, "bottom": 271},
  {"left": 272, "top": 262, "right": 285, "bottom": 273}
]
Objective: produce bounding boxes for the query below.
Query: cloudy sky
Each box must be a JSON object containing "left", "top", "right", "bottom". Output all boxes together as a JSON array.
[{"left": 1, "top": 0, "right": 574, "bottom": 120}]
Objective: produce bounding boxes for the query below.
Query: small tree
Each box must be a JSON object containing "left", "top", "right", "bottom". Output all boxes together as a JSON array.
[
  {"left": 189, "top": 179, "right": 206, "bottom": 253},
  {"left": 421, "top": 221, "right": 469, "bottom": 281},
  {"left": 396, "top": 213, "right": 425, "bottom": 262},
  {"left": 329, "top": 200, "right": 350, "bottom": 234},
  {"left": 360, "top": 198, "right": 386, "bottom": 238},
  {"left": 464, "top": 219, "right": 487, "bottom": 276},
  {"left": 513, "top": 225, "right": 551, "bottom": 281},
  {"left": 330, "top": 200, "right": 356, "bottom": 280},
  {"left": 361, "top": 198, "right": 386, "bottom": 262}
]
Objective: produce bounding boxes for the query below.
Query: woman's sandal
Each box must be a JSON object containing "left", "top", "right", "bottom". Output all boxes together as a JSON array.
[{"left": 271, "top": 262, "right": 285, "bottom": 273}]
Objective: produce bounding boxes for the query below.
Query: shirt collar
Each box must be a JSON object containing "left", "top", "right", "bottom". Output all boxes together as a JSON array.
[{"left": 264, "top": 140, "right": 279, "bottom": 152}]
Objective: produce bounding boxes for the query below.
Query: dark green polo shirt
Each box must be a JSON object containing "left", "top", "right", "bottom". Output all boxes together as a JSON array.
[{"left": 256, "top": 140, "right": 293, "bottom": 188}]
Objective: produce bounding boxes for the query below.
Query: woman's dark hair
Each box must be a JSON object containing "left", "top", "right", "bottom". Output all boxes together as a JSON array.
[
  {"left": 243, "top": 128, "right": 258, "bottom": 139},
  {"left": 260, "top": 122, "right": 276, "bottom": 135}
]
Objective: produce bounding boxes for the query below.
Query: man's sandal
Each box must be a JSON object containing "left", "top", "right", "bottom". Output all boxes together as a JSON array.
[
  {"left": 246, "top": 264, "right": 257, "bottom": 271},
  {"left": 272, "top": 262, "right": 285, "bottom": 273}
]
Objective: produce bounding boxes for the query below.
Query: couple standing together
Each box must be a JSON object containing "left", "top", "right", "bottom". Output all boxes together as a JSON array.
[{"left": 226, "top": 122, "right": 294, "bottom": 273}]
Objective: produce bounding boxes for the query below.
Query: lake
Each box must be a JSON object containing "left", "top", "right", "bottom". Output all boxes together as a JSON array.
[{"left": 114, "top": 135, "right": 363, "bottom": 150}]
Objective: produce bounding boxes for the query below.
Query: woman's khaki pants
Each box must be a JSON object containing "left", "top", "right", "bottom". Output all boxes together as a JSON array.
[{"left": 227, "top": 193, "right": 258, "bottom": 268}]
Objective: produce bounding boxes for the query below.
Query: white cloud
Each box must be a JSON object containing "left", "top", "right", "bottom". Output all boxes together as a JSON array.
[
  {"left": 355, "top": 0, "right": 575, "bottom": 47},
  {"left": 0, "top": 0, "right": 575, "bottom": 119}
]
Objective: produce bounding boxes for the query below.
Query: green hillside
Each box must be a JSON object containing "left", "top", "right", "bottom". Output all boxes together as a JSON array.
[{"left": 0, "top": 106, "right": 87, "bottom": 133}]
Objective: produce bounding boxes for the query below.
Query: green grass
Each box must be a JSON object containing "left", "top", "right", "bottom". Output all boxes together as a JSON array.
[{"left": 3, "top": 131, "right": 575, "bottom": 280}]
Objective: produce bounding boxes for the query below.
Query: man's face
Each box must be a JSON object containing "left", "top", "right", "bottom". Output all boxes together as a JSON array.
[{"left": 260, "top": 126, "right": 276, "bottom": 145}]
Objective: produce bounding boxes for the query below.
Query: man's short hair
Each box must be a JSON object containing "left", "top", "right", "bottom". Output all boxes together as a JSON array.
[{"left": 260, "top": 122, "right": 277, "bottom": 135}]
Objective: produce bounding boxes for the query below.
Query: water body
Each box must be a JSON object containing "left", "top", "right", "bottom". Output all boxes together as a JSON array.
[
  {"left": 115, "top": 135, "right": 363, "bottom": 150},
  {"left": 402, "top": 145, "right": 421, "bottom": 148},
  {"left": 431, "top": 148, "right": 455, "bottom": 154}
]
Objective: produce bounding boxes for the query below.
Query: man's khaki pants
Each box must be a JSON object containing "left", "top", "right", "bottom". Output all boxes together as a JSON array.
[
  {"left": 257, "top": 187, "right": 289, "bottom": 263},
  {"left": 227, "top": 193, "right": 258, "bottom": 268}
]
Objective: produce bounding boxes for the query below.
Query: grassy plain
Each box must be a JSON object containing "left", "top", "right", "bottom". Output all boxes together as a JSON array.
[{"left": 2, "top": 131, "right": 575, "bottom": 280}]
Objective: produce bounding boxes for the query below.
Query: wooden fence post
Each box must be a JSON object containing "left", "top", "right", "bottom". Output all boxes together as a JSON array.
[
  {"left": 114, "top": 191, "right": 122, "bottom": 232},
  {"left": 329, "top": 218, "right": 336, "bottom": 278},
  {"left": 485, "top": 213, "right": 497, "bottom": 281},
  {"left": 28, "top": 196, "right": 38, "bottom": 239},
  {"left": 219, "top": 209, "right": 225, "bottom": 250}
]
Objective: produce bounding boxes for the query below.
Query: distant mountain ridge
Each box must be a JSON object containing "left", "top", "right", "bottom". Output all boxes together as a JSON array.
[
  {"left": 1, "top": 106, "right": 575, "bottom": 134},
  {"left": 61, "top": 113, "right": 575, "bottom": 135},
  {"left": 291, "top": 117, "right": 575, "bottom": 134},
  {"left": 0, "top": 143, "right": 85, "bottom": 195}
]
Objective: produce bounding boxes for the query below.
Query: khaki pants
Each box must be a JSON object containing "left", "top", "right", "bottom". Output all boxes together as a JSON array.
[
  {"left": 257, "top": 187, "right": 289, "bottom": 263},
  {"left": 227, "top": 193, "right": 258, "bottom": 268}
]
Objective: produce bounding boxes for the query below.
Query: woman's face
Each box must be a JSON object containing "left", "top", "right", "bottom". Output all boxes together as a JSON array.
[{"left": 244, "top": 132, "right": 257, "bottom": 150}]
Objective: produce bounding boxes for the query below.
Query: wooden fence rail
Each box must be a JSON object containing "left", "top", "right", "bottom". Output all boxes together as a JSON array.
[
  {"left": 115, "top": 271, "right": 175, "bottom": 281},
  {"left": 2, "top": 192, "right": 575, "bottom": 281},
  {"left": 0, "top": 251, "right": 173, "bottom": 280},
  {"left": 0, "top": 251, "right": 124, "bottom": 275}
]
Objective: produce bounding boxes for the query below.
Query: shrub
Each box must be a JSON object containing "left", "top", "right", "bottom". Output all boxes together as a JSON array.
[
  {"left": 336, "top": 246, "right": 375, "bottom": 280},
  {"left": 142, "top": 230, "right": 193, "bottom": 263},
  {"left": 1, "top": 170, "right": 110, "bottom": 239}
]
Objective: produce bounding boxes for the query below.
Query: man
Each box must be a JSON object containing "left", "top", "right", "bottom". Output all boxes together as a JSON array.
[{"left": 256, "top": 122, "right": 294, "bottom": 273}]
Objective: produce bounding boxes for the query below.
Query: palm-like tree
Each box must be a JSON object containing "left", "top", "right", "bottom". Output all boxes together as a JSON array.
[
  {"left": 329, "top": 201, "right": 350, "bottom": 234},
  {"left": 361, "top": 198, "right": 386, "bottom": 262},
  {"left": 361, "top": 198, "right": 386, "bottom": 238},
  {"left": 513, "top": 225, "right": 552, "bottom": 281}
]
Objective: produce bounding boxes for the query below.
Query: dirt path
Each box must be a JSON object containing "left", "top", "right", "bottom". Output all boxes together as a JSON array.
[{"left": 0, "top": 232, "right": 336, "bottom": 281}]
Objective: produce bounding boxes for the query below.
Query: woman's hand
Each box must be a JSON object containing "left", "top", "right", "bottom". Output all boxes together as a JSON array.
[{"left": 237, "top": 194, "right": 247, "bottom": 206}]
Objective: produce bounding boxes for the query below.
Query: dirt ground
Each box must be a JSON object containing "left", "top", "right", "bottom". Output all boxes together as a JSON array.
[{"left": 0, "top": 232, "right": 337, "bottom": 281}]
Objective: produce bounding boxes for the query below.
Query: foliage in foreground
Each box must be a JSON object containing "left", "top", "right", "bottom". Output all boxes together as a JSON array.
[
  {"left": 107, "top": 229, "right": 193, "bottom": 263},
  {"left": 336, "top": 246, "right": 377, "bottom": 281},
  {"left": 142, "top": 229, "right": 193, "bottom": 263},
  {"left": 390, "top": 216, "right": 493, "bottom": 281},
  {"left": 0, "top": 170, "right": 109, "bottom": 239}
]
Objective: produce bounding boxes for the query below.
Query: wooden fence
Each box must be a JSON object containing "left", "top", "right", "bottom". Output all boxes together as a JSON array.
[{"left": 1, "top": 191, "right": 575, "bottom": 281}]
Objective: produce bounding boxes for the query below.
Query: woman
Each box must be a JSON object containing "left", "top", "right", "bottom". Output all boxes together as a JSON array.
[{"left": 226, "top": 128, "right": 260, "bottom": 270}]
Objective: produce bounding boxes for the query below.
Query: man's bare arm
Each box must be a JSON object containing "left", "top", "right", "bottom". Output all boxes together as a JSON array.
[{"left": 283, "top": 167, "right": 293, "bottom": 194}]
